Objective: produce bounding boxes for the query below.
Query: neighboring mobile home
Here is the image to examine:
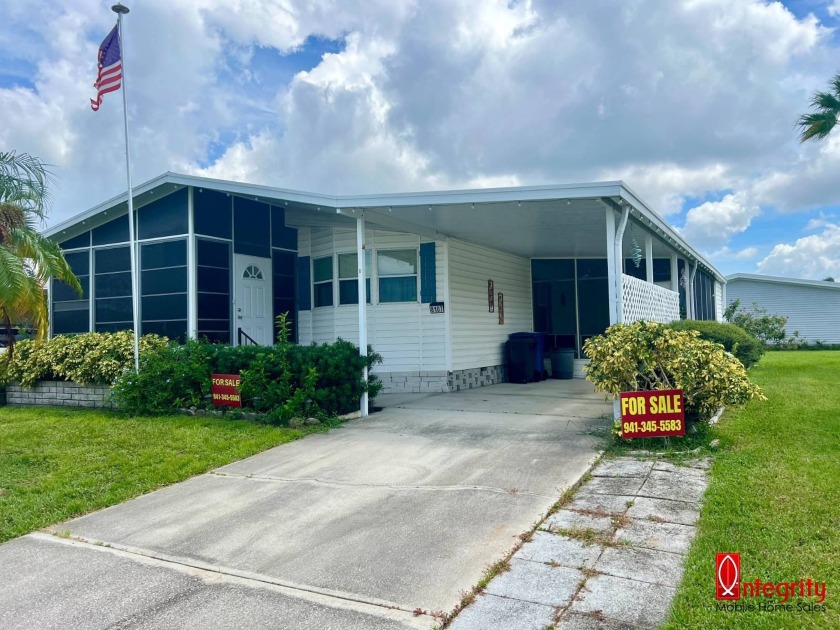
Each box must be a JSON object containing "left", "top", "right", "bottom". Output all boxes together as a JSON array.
[
  {"left": 726, "top": 273, "right": 840, "bottom": 344},
  {"left": 45, "top": 173, "right": 725, "bottom": 394}
]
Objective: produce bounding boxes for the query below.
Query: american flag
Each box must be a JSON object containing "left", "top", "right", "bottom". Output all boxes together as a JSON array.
[{"left": 90, "top": 24, "right": 122, "bottom": 111}]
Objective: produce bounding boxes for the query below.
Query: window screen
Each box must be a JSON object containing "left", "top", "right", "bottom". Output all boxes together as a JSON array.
[
  {"left": 197, "top": 238, "right": 230, "bottom": 343},
  {"left": 337, "top": 252, "right": 371, "bottom": 305},
  {"left": 378, "top": 249, "right": 417, "bottom": 303},
  {"left": 313, "top": 256, "right": 333, "bottom": 307},
  {"left": 140, "top": 239, "right": 187, "bottom": 341}
]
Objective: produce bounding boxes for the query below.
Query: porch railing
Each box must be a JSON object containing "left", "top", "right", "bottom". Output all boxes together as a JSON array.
[
  {"left": 237, "top": 328, "right": 259, "bottom": 346},
  {"left": 621, "top": 274, "right": 679, "bottom": 323}
]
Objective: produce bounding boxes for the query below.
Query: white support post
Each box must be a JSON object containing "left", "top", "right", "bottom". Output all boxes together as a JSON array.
[
  {"left": 614, "top": 205, "right": 630, "bottom": 324},
  {"left": 670, "top": 253, "right": 679, "bottom": 293},
  {"left": 688, "top": 261, "right": 698, "bottom": 320},
  {"left": 645, "top": 234, "right": 653, "bottom": 283},
  {"left": 356, "top": 213, "right": 369, "bottom": 417},
  {"left": 187, "top": 187, "right": 197, "bottom": 339},
  {"left": 605, "top": 207, "right": 617, "bottom": 325}
]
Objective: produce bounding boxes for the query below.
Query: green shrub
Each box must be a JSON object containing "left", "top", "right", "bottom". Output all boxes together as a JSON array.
[
  {"left": 111, "top": 316, "right": 383, "bottom": 421},
  {"left": 584, "top": 321, "right": 765, "bottom": 424},
  {"left": 1, "top": 331, "right": 169, "bottom": 387},
  {"left": 667, "top": 320, "right": 764, "bottom": 368},
  {"left": 724, "top": 299, "right": 788, "bottom": 345}
]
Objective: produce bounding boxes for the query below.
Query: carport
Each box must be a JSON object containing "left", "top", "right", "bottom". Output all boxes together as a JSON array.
[{"left": 0, "top": 381, "right": 611, "bottom": 629}]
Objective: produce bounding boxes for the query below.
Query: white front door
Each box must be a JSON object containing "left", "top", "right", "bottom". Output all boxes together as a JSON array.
[{"left": 233, "top": 254, "right": 273, "bottom": 346}]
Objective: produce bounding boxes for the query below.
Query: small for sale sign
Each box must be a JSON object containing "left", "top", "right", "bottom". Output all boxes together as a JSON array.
[
  {"left": 211, "top": 373, "right": 241, "bottom": 407},
  {"left": 619, "top": 389, "right": 685, "bottom": 439}
]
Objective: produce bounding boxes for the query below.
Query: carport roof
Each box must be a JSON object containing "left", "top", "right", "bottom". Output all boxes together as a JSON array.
[{"left": 44, "top": 171, "right": 724, "bottom": 282}]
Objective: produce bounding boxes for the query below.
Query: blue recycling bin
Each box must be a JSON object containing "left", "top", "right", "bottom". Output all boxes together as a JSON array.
[{"left": 508, "top": 332, "right": 546, "bottom": 381}]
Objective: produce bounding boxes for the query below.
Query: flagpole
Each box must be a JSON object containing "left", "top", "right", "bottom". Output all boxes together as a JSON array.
[{"left": 112, "top": 2, "right": 139, "bottom": 372}]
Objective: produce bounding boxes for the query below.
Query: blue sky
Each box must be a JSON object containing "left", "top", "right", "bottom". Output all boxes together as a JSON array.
[{"left": 1, "top": 0, "right": 839, "bottom": 280}]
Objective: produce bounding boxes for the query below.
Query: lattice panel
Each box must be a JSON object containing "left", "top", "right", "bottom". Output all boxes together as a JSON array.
[{"left": 622, "top": 274, "right": 680, "bottom": 324}]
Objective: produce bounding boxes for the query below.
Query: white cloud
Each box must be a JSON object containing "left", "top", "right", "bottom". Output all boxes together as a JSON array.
[
  {"left": 680, "top": 193, "right": 760, "bottom": 249},
  {"left": 829, "top": 1, "right": 840, "bottom": 18},
  {"left": 757, "top": 223, "right": 840, "bottom": 279},
  {"left": 0, "top": 0, "right": 838, "bottom": 255}
]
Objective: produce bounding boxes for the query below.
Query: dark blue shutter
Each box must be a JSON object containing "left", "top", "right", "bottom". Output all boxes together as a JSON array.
[
  {"left": 419, "top": 242, "right": 436, "bottom": 303},
  {"left": 297, "top": 256, "right": 311, "bottom": 311}
]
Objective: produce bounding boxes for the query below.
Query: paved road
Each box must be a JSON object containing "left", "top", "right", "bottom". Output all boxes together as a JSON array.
[{"left": 0, "top": 380, "right": 610, "bottom": 629}]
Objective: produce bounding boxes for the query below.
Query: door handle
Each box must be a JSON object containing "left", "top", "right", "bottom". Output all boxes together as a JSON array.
[{"left": 237, "top": 315, "right": 243, "bottom": 319}]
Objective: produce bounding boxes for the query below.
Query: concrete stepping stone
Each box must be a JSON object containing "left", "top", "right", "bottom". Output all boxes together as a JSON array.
[
  {"left": 485, "top": 558, "right": 582, "bottom": 607},
  {"left": 515, "top": 531, "right": 602, "bottom": 568},
  {"left": 578, "top": 476, "right": 645, "bottom": 496},
  {"left": 614, "top": 518, "right": 697, "bottom": 555},
  {"left": 542, "top": 509, "right": 613, "bottom": 534},
  {"left": 626, "top": 497, "right": 701, "bottom": 526},
  {"left": 594, "top": 546, "right": 685, "bottom": 586},
  {"left": 555, "top": 611, "right": 636, "bottom": 629},
  {"left": 592, "top": 459, "right": 654, "bottom": 478},
  {"left": 566, "top": 494, "right": 636, "bottom": 516},
  {"left": 569, "top": 574, "right": 675, "bottom": 628},
  {"left": 637, "top": 470, "right": 708, "bottom": 503},
  {"left": 448, "top": 593, "right": 554, "bottom": 630}
]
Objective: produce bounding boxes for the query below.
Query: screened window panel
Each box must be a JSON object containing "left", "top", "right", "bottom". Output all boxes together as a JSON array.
[
  {"left": 576, "top": 259, "right": 610, "bottom": 338},
  {"left": 314, "top": 282, "right": 333, "bottom": 307},
  {"left": 143, "top": 294, "right": 188, "bottom": 321},
  {"left": 141, "top": 240, "right": 187, "bottom": 270},
  {"left": 233, "top": 197, "right": 271, "bottom": 257},
  {"left": 142, "top": 267, "right": 187, "bottom": 296},
  {"left": 53, "top": 310, "right": 89, "bottom": 334},
  {"left": 377, "top": 249, "right": 417, "bottom": 276},
  {"left": 142, "top": 320, "right": 187, "bottom": 341},
  {"left": 312, "top": 257, "right": 333, "bottom": 282},
  {"left": 95, "top": 247, "right": 131, "bottom": 273},
  {"left": 197, "top": 239, "right": 230, "bottom": 267},
  {"left": 64, "top": 251, "right": 90, "bottom": 276},
  {"left": 198, "top": 293, "right": 229, "bottom": 320},
  {"left": 198, "top": 266, "right": 229, "bottom": 294},
  {"left": 274, "top": 275, "right": 295, "bottom": 300},
  {"left": 96, "top": 272, "right": 132, "bottom": 298},
  {"left": 532, "top": 259, "right": 574, "bottom": 281},
  {"left": 194, "top": 189, "right": 232, "bottom": 239},
  {"left": 138, "top": 188, "right": 188, "bottom": 240},
  {"left": 92, "top": 216, "right": 129, "bottom": 245},
  {"left": 60, "top": 231, "right": 90, "bottom": 249},
  {"left": 53, "top": 276, "right": 88, "bottom": 302},
  {"left": 198, "top": 319, "right": 230, "bottom": 331},
  {"left": 54, "top": 300, "right": 89, "bottom": 312},
  {"left": 379, "top": 277, "right": 417, "bottom": 303},
  {"left": 96, "top": 297, "right": 133, "bottom": 323},
  {"left": 271, "top": 206, "right": 297, "bottom": 250},
  {"left": 273, "top": 250, "right": 296, "bottom": 276}
]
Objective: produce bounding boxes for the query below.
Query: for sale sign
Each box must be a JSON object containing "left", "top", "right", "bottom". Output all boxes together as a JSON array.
[
  {"left": 619, "top": 389, "right": 685, "bottom": 439},
  {"left": 211, "top": 373, "right": 241, "bottom": 407}
]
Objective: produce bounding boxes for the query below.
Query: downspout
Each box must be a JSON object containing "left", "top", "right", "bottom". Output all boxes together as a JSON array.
[{"left": 614, "top": 204, "right": 630, "bottom": 323}]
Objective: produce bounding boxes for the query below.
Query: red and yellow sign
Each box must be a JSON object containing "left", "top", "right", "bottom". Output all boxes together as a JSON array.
[
  {"left": 619, "top": 389, "right": 685, "bottom": 439},
  {"left": 211, "top": 373, "right": 241, "bottom": 407}
]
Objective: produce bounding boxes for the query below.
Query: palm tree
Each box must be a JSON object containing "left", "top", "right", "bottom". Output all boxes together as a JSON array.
[
  {"left": 0, "top": 151, "right": 80, "bottom": 357},
  {"left": 797, "top": 72, "right": 840, "bottom": 142}
]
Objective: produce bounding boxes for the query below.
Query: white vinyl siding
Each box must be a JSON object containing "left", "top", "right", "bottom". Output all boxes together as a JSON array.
[
  {"left": 726, "top": 278, "right": 840, "bottom": 344},
  {"left": 448, "top": 239, "right": 533, "bottom": 371},
  {"left": 296, "top": 227, "right": 446, "bottom": 373}
]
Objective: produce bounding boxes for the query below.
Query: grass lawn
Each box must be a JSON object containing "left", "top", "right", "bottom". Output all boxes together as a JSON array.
[
  {"left": 665, "top": 351, "right": 839, "bottom": 629},
  {"left": 0, "top": 407, "right": 333, "bottom": 544}
]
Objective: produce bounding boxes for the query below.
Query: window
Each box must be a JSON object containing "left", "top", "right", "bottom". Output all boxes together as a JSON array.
[
  {"left": 140, "top": 239, "right": 187, "bottom": 341},
  {"left": 197, "top": 238, "right": 230, "bottom": 343},
  {"left": 378, "top": 249, "right": 417, "bottom": 303},
  {"left": 338, "top": 251, "right": 371, "bottom": 305},
  {"left": 312, "top": 256, "right": 333, "bottom": 307},
  {"left": 94, "top": 246, "right": 133, "bottom": 331},
  {"left": 243, "top": 264, "right": 264, "bottom": 279}
]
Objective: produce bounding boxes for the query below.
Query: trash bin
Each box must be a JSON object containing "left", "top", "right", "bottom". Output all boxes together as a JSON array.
[
  {"left": 550, "top": 348, "right": 575, "bottom": 379},
  {"left": 509, "top": 332, "right": 547, "bottom": 381},
  {"left": 506, "top": 337, "right": 537, "bottom": 384}
]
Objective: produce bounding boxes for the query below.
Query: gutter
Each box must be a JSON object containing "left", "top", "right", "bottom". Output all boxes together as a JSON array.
[{"left": 614, "top": 204, "right": 630, "bottom": 323}]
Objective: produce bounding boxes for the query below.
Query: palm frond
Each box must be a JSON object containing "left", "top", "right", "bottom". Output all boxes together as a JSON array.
[
  {"left": 0, "top": 151, "right": 52, "bottom": 220},
  {"left": 797, "top": 111, "right": 838, "bottom": 142},
  {"left": 8, "top": 226, "right": 82, "bottom": 292},
  {"left": 0, "top": 244, "right": 27, "bottom": 303}
]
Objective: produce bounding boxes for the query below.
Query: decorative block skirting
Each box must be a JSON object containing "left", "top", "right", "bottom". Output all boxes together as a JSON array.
[
  {"left": 378, "top": 371, "right": 451, "bottom": 394},
  {"left": 447, "top": 365, "right": 507, "bottom": 392},
  {"left": 5, "top": 381, "right": 114, "bottom": 409}
]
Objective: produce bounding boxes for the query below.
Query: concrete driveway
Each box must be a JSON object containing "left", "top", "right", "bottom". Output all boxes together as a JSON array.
[{"left": 0, "top": 380, "right": 610, "bottom": 629}]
